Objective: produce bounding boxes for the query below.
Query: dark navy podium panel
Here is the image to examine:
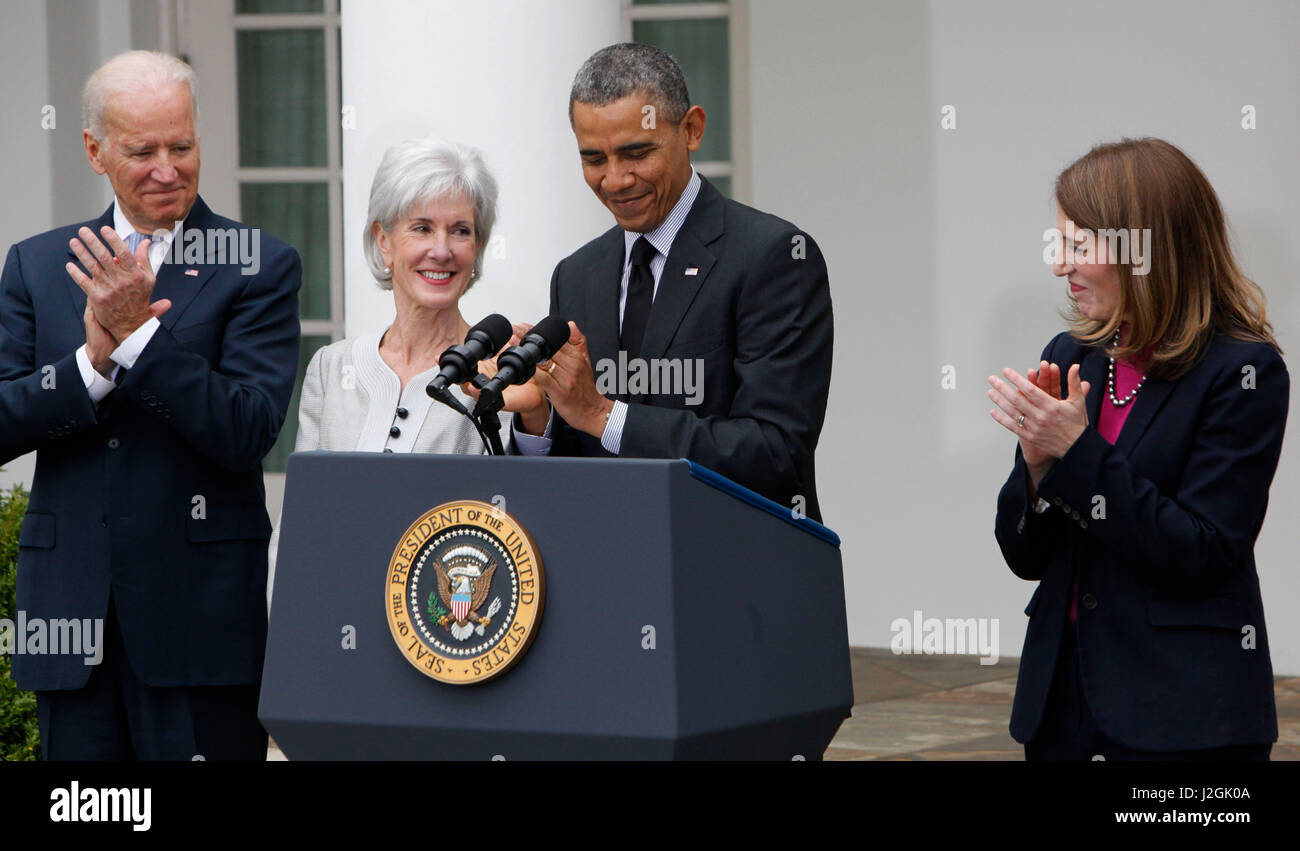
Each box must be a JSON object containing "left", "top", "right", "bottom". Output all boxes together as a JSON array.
[{"left": 260, "top": 453, "right": 851, "bottom": 760}]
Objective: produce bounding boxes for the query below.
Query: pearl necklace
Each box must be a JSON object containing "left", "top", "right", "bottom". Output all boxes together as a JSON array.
[{"left": 1107, "top": 330, "right": 1145, "bottom": 407}]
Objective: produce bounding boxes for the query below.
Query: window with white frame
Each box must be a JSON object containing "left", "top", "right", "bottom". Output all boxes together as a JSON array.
[
  {"left": 231, "top": 0, "right": 344, "bottom": 473},
  {"left": 625, "top": 0, "right": 749, "bottom": 202}
]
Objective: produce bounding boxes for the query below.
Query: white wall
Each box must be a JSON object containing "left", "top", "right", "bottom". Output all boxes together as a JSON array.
[
  {"left": 749, "top": 0, "right": 1300, "bottom": 672},
  {"left": 340, "top": 0, "right": 621, "bottom": 339},
  {"left": 0, "top": 1, "right": 51, "bottom": 494},
  {"left": 44, "top": 0, "right": 132, "bottom": 228},
  {"left": 0, "top": 0, "right": 136, "bottom": 493},
  {"left": 0, "top": 0, "right": 53, "bottom": 247}
]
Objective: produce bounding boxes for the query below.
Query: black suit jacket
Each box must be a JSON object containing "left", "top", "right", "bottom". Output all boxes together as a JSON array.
[
  {"left": 547, "top": 177, "right": 834, "bottom": 521},
  {"left": 995, "top": 330, "right": 1287, "bottom": 750},
  {"left": 0, "top": 197, "right": 301, "bottom": 690}
]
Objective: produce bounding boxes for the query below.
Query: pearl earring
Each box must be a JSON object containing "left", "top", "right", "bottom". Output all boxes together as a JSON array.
[{"left": 384, "top": 265, "right": 391, "bottom": 275}]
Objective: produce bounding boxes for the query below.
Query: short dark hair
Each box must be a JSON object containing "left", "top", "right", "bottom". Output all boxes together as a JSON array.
[{"left": 569, "top": 43, "right": 691, "bottom": 126}]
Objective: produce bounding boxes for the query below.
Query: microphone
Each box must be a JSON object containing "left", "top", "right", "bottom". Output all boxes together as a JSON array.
[
  {"left": 426, "top": 313, "right": 513, "bottom": 399},
  {"left": 472, "top": 314, "right": 570, "bottom": 417}
]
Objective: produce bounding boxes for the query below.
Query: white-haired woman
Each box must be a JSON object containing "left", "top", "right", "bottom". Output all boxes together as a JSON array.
[
  {"left": 295, "top": 136, "right": 513, "bottom": 455},
  {"left": 268, "top": 138, "right": 518, "bottom": 596}
]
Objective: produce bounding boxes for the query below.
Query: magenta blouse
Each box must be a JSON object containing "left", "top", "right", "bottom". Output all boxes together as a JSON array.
[{"left": 1068, "top": 340, "right": 1146, "bottom": 623}]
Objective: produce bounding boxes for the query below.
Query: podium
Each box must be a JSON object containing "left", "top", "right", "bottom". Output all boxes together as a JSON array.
[{"left": 260, "top": 453, "right": 852, "bottom": 759}]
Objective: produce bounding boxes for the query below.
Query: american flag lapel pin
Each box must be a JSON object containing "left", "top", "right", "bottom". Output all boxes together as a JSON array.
[
  {"left": 685, "top": 267, "right": 699, "bottom": 276},
  {"left": 185, "top": 269, "right": 199, "bottom": 276}
]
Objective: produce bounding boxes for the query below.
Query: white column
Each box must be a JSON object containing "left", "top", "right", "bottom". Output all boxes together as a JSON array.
[
  {"left": 341, "top": 0, "right": 621, "bottom": 338},
  {"left": 0, "top": 0, "right": 54, "bottom": 245}
]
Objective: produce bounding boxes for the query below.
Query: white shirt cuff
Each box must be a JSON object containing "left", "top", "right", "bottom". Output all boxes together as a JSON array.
[
  {"left": 109, "top": 316, "right": 161, "bottom": 371},
  {"left": 511, "top": 406, "right": 554, "bottom": 456},
  {"left": 76, "top": 344, "right": 117, "bottom": 403},
  {"left": 601, "top": 401, "right": 627, "bottom": 455}
]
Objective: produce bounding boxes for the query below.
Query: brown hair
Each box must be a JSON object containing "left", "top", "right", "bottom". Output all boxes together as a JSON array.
[{"left": 1055, "top": 137, "right": 1278, "bottom": 379}]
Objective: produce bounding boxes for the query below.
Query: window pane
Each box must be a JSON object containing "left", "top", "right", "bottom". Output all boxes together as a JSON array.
[
  {"left": 237, "top": 30, "right": 326, "bottom": 167},
  {"left": 632, "top": 19, "right": 730, "bottom": 163},
  {"left": 240, "top": 182, "right": 331, "bottom": 320},
  {"left": 707, "top": 175, "right": 732, "bottom": 199},
  {"left": 632, "top": 0, "right": 705, "bottom": 4},
  {"left": 263, "top": 334, "right": 331, "bottom": 474},
  {"left": 236, "top": 0, "right": 323, "bottom": 13}
]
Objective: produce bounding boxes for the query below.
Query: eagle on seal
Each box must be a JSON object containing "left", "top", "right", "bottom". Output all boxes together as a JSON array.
[{"left": 434, "top": 545, "right": 497, "bottom": 640}]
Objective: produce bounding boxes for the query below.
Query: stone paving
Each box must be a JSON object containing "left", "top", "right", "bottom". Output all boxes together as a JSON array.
[{"left": 825, "top": 647, "right": 1300, "bottom": 760}]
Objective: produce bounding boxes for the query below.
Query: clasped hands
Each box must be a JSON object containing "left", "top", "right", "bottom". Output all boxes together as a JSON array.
[
  {"left": 988, "top": 361, "right": 1091, "bottom": 478},
  {"left": 464, "top": 320, "right": 613, "bottom": 438},
  {"left": 65, "top": 226, "right": 172, "bottom": 377}
]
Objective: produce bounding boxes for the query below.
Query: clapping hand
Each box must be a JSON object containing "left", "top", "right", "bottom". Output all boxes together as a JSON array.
[
  {"left": 527, "top": 321, "right": 614, "bottom": 438},
  {"left": 1021, "top": 360, "right": 1060, "bottom": 468},
  {"left": 67, "top": 227, "right": 174, "bottom": 377},
  {"left": 988, "top": 361, "right": 1091, "bottom": 474}
]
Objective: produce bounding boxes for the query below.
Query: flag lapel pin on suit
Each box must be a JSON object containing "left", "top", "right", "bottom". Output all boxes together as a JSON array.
[
  {"left": 185, "top": 269, "right": 199, "bottom": 276},
  {"left": 685, "top": 267, "right": 699, "bottom": 276}
]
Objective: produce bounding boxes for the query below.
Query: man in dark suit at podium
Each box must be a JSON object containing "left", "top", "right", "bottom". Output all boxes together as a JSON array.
[
  {"left": 0, "top": 51, "right": 301, "bottom": 759},
  {"left": 513, "top": 43, "right": 834, "bottom": 522}
]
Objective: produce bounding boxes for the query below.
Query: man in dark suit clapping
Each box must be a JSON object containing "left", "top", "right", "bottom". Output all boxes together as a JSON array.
[
  {"left": 0, "top": 51, "right": 301, "bottom": 760},
  {"left": 513, "top": 43, "right": 834, "bottom": 522}
]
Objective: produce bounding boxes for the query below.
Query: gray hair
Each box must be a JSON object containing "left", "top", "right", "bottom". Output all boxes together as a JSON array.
[
  {"left": 363, "top": 137, "right": 498, "bottom": 290},
  {"left": 569, "top": 43, "right": 691, "bottom": 126},
  {"left": 83, "top": 50, "right": 199, "bottom": 141}
]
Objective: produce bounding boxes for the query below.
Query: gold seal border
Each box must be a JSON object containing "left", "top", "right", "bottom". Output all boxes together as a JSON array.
[{"left": 385, "top": 499, "right": 545, "bottom": 685}]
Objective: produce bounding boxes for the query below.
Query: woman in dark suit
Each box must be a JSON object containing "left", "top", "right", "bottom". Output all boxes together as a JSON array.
[{"left": 989, "top": 138, "right": 1287, "bottom": 760}]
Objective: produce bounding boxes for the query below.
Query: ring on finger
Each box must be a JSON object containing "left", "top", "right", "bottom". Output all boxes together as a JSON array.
[
  {"left": 542, "top": 361, "right": 556, "bottom": 377},
  {"left": 1017, "top": 414, "right": 1025, "bottom": 428}
]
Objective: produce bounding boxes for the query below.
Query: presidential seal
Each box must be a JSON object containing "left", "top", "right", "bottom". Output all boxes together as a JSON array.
[{"left": 385, "top": 500, "right": 544, "bottom": 685}]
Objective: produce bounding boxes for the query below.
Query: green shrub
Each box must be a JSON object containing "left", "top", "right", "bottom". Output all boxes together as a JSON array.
[{"left": 0, "top": 481, "right": 39, "bottom": 761}]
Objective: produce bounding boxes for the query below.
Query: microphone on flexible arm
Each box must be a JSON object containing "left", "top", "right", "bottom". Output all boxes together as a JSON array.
[
  {"left": 472, "top": 314, "right": 571, "bottom": 419},
  {"left": 424, "top": 314, "right": 513, "bottom": 455},
  {"left": 426, "top": 313, "right": 513, "bottom": 407}
]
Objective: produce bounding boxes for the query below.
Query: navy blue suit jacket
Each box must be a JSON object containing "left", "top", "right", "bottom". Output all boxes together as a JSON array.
[
  {"left": 995, "top": 330, "right": 1287, "bottom": 751},
  {"left": 0, "top": 198, "right": 301, "bottom": 690},
  {"left": 547, "top": 177, "right": 834, "bottom": 521}
]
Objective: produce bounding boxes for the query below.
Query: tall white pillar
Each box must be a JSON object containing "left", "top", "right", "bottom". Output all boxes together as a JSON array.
[{"left": 341, "top": 0, "right": 622, "bottom": 338}]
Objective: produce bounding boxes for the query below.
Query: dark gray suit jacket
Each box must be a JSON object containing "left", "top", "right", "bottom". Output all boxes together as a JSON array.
[{"left": 547, "top": 177, "right": 833, "bottom": 521}]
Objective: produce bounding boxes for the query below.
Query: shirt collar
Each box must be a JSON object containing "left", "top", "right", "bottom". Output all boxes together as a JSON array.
[
  {"left": 112, "top": 198, "right": 183, "bottom": 249},
  {"left": 623, "top": 168, "right": 702, "bottom": 263}
]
